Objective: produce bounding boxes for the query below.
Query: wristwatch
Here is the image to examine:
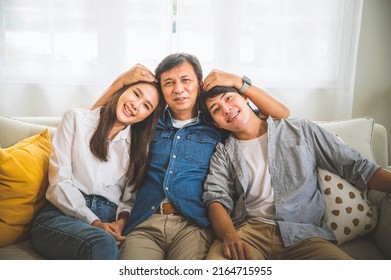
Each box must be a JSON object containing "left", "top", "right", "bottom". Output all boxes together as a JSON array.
[{"left": 239, "top": 75, "right": 252, "bottom": 94}]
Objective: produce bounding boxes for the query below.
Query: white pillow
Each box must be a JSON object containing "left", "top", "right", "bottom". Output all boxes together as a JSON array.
[
  {"left": 318, "top": 168, "right": 378, "bottom": 245},
  {"left": 316, "top": 118, "right": 375, "bottom": 162}
]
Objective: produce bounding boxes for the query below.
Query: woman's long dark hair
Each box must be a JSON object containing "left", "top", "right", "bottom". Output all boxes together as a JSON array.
[{"left": 90, "top": 81, "right": 165, "bottom": 190}]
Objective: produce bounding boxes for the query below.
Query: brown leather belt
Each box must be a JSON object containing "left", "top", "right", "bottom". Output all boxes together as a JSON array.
[{"left": 155, "top": 201, "right": 178, "bottom": 215}]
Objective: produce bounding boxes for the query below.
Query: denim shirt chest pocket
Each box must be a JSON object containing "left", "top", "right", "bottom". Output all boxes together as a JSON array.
[
  {"left": 184, "top": 132, "right": 218, "bottom": 164},
  {"left": 150, "top": 130, "right": 172, "bottom": 161}
]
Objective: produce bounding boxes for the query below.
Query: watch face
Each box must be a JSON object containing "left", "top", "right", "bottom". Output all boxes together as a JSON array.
[{"left": 243, "top": 75, "right": 251, "bottom": 85}]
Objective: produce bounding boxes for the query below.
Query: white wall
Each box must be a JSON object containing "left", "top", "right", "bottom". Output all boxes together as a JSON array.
[{"left": 353, "top": 0, "right": 391, "bottom": 164}]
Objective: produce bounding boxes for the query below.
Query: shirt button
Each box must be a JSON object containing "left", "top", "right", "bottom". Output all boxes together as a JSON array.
[
  {"left": 173, "top": 154, "right": 176, "bottom": 158},
  {"left": 177, "top": 136, "right": 181, "bottom": 139},
  {"left": 151, "top": 206, "right": 156, "bottom": 210},
  {"left": 165, "top": 187, "right": 169, "bottom": 191},
  {"left": 169, "top": 170, "right": 173, "bottom": 174}
]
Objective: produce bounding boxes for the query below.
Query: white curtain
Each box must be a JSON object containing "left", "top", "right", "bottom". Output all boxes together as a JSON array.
[{"left": 0, "top": 0, "right": 363, "bottom": 120}]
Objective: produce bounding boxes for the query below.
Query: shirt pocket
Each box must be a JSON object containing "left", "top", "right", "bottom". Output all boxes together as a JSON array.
[
  {"left": 150, "top": 130, "right": 171, "bottom": 161},
  {"left": 281, "top": 144, "right": 313, "bottom": 178},
  {"left": 184, "top": 133, "right": 218, "bottom": 164}
]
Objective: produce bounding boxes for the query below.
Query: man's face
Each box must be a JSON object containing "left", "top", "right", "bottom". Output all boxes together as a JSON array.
[
  {"left": 160, "top": 62, "right": 199, "bottom": 120},
  {"left": 205, "top": 91, "right": 251, "bottom": 133}
]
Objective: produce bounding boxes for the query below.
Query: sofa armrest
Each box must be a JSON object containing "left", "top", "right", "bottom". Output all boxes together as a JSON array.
[
  {"left": 372, "top": 193, "right": 391, "bottom": 259},
  {"left": 373, "top": 124, "right": 388, "bottom": 169}
]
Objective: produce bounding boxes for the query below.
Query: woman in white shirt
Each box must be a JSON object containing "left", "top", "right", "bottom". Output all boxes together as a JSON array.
[{"left": 31, "top": 66, "right": 165, "bottom": 259}]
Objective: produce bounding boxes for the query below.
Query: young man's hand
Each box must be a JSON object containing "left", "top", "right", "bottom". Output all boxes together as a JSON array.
[{"left": 222, "top": 231, "right": 253, "bottom": 260}]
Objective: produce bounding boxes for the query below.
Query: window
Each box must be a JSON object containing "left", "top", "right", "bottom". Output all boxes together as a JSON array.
[{"left": 0, "top": 0, "right": 363, "bottom": 119}]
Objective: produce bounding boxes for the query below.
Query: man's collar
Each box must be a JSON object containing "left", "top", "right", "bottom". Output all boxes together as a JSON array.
[{"left": 162, "top": 106, "right": 204, "bottom": 124}]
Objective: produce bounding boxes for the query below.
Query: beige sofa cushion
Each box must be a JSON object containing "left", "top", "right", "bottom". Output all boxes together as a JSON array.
[
  {"left": 316, "top": 117, "right": 375, "bottom": 162},
  {"left": 0, "top": 116, "right": 56, "bottom": 149},
  {"left": 372, "top": 193, "right": 391, "bottom": 259}
]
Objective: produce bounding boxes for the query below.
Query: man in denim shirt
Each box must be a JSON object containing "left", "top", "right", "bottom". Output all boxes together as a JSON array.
[
  {"left": 93, "top": 53, "right": 289, "bottom": 259},
  {"left": 199, "top": 86, "right": 391, "bottom": 260}
]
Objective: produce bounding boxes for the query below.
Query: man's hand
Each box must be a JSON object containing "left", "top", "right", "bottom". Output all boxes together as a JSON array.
[
  {"left": 118, "top": 63, "right": 157, "bottom": 88},
  {"left": 91, "top": 63, "right": 157, "bottom": 109},
  {"left": 208, "top": 202, "right": 254, "bottom": 260},
  {"left": 203, "top": 69, "right": 242, "bottom": 92},
  {"left": 222, "top": 231, "right": 253, "bottom": 260}
]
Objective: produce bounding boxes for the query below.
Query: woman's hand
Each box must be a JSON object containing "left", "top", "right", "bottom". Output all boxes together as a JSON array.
[{"left": 91, "top": 220, "right": 126, "bottom": 245}]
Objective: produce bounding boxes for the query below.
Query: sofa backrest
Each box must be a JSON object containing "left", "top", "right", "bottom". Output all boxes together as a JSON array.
[
  {"left": 1, "top": 115, "right": 389, "bottom": 169},
  {"left": 0, "top": 116, "right": 58, "bottom": 148}
]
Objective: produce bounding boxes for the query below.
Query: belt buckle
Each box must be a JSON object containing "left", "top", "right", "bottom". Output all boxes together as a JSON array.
[
  {"left": 159, "top": 201, "right": 173, "bottom": 215},
  {"left": 159, "top": 201, "right": 168, "bottom": 215},
  {"left": 159, "top": 202, "right": 165, "bottom": 214}
]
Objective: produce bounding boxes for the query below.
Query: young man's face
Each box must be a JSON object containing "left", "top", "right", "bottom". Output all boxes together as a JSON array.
[
  {"left": 160, "top": 62, "right": 199, "bottom": 120},
  {"left": 205, "top": 91, "right": 252, "bottom": 133}
]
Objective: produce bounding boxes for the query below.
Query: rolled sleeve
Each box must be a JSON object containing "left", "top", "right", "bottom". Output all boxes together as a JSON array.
[
  {"left": 202, "top": 143, "right": 235, "bottom": 214},
  {"left": 305, "top": 120, "right": 380, "bottom": 191},
  {"left": 116, "top": 183, "right": 136, "bottom": 219}
]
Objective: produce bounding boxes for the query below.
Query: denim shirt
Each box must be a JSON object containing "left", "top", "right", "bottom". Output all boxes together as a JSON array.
[
  {"left": 203, "top": 117, "right": 380, "bottom": 247},
  {"left": 123, "top": 108, "right": 221, "bottom": 235}
]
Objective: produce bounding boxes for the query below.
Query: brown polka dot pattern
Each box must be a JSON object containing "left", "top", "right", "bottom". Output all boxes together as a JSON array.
[{"left": 318, "top": 168, "right": 378, "bottom": 245}]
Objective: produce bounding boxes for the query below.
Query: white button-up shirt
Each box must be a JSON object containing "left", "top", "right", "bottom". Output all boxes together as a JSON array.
[{"left": 46, "top": 108, "right": 134, "bottom": 224}]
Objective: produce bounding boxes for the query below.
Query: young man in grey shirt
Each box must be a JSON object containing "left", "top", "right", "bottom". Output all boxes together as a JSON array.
[{"left": 199, "top": 85, "right": 391, "bottom": 260}]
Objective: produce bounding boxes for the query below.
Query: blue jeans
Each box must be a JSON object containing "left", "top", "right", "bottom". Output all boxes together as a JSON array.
[{"left": 31, "top": 193, "right": 119, "bottom": 260}]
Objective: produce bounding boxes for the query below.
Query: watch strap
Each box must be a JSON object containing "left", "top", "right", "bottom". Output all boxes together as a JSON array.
[{"left": 239, "top": 75, "right": 251, "bottom": 93}]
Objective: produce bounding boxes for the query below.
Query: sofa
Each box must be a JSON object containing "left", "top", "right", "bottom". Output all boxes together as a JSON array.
[{"left": 0, "top": 115, "right": 390, "bottom": 260}]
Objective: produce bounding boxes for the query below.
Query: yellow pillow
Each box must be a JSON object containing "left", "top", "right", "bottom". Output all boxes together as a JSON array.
[{"left": 0, "top": 129, "right": 51, "bottom": 247}]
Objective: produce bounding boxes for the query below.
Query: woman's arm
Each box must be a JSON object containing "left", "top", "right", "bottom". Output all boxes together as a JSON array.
[
  {"left": 46, "top": 110, "right": 99, "bottom": 224},
  {"left": 203, "top": 69, "right": 290, "bottom": 118}
]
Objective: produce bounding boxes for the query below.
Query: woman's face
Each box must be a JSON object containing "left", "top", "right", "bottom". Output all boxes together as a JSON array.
[{"left": 116, "top": 83, "right": 160, "bottom": 125}]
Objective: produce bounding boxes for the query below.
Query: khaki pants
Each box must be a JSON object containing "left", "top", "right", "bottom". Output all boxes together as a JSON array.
[
  {"left": 207, "top": 219, "right": 352, "bottom": 260},
  {"left": 120, "top": 214, "right": 215, "bottom": 260}
]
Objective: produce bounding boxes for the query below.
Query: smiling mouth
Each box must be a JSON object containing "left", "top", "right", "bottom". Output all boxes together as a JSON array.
[
  {"left": 124, "top": 104, "right": 134, "bottom": 116},
  {"left": 174, "top": 97, "right": 188, "bottom": 102},
  {"left": 227, "top": 111, "right": 239, "bottom": 123}
]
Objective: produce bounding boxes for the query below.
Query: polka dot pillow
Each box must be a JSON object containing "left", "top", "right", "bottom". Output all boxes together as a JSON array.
[{"left": 318, "top": 168, "right": 378, "bottom": 245}]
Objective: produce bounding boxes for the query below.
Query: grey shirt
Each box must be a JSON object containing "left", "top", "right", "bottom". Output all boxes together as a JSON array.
[{"left": 203, "top": 117, "right": 380, "bottom": 247}]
